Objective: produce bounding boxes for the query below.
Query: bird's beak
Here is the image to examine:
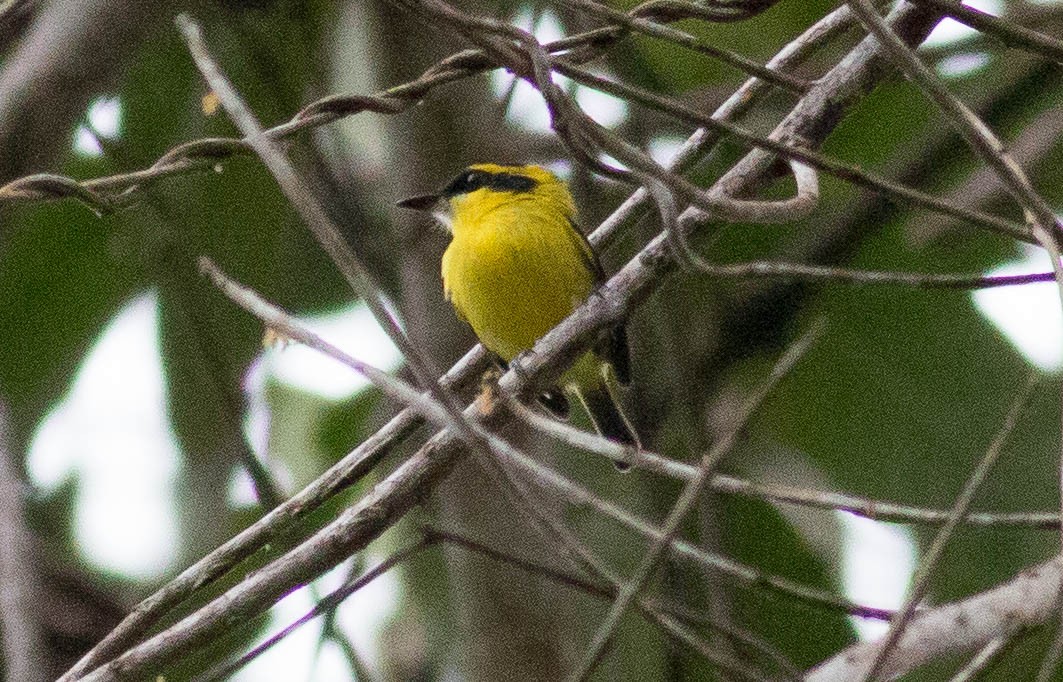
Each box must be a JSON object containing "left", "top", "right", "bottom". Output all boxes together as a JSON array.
[{"left": 395, "top": 194, "right": 441, "bottom": 211}]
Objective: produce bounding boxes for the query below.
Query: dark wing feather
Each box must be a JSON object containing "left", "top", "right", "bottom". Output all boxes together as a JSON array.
[
  {"left": 565, "top": 218, "right": 605, "bottom": 282},
  {"left": 568, "top": 220, "right": 631, "bottom": 386},
  {"left": 602, "top": 325, "right": 631, "bottom": 385}
]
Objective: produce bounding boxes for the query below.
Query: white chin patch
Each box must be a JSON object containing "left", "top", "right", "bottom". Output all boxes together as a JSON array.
[{"left": 432, "top": 209, "right": 453, "bottom": 231}]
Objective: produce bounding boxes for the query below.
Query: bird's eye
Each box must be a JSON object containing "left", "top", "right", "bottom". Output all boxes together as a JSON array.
[{"left": 443, "top": 169, "right": 488, "bottom": 197}]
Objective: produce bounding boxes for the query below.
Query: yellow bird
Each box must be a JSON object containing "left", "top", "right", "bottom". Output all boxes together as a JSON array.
[{"left": 398, "top": 163, "right": 638, "bottom": 447}]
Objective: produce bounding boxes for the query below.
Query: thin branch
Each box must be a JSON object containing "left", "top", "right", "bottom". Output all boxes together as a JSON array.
[
  {"left": 507, "top": 398, "right": 1060, "bottom": 529},
  {"left": 200, "top": 535, "right": 438, "bottom": 682},
  {"left": 844, "top": 0, "right": 1059, "bottom": 245},
  {"left": 78, "top": 316, "right": 884, "bottom": 680},
  {"left": 177, "top": 16, "right": 448, "bottom": 407},
  {"left": 429, "top": 528, "right": 792, "bottom": 681},
  {"left": 808, "top": 553, "right": 1063, "bottom": 681},
  {"left": 105, "top": 262, "right": 793, "bottom": 679},
  {"left": 1036, "top": 594, "right": 1063, "bottom": 682},
  {"left": 460, "top": 424, "right": 895, "bottom": 621},
  {"left": 196, "top": 258, "right": 458, "bottom": 429},
  {"left": 707, "top": 159, "right": 820, "bottom": 222},
  {"left": 552, "top": 60, "right": 1028, "bottom": 243},
  {"left": 78, "top": 430, "right": 467, "bottom": 680},
  {"left": 0, "top": 5, "right": 1028, "bottom": 244},
  {"left": 592, "top": 3, "right": 855, "bottom": 250},
  {"left": 949, "top": 635, "right": 1011, "bottom": 682},
  {"left": 569, "top": 319, "right": 824, "bottom": 679},
  {"left": 693, "top": 261, "right": 1061, "bottom": 290},
  {"left": 921, "top": 106, "right": 1063, "bottom": 238},
  {"left": 861, "top": 373, "right": 1037, "bottom": 681},
  {"left": 427, "top": 2, "right": 1025, "bottom": 243},
  {"left": 58, "top": 306, "right": 489, "bottom": 681},
  {"left": 551, "top": 0, "right": 811, "bottom": 94},
  {"left": 905, "top": 0, "right": 1063, "bottom": 64},
  {"left": 78, "top": 383, "right": 883, "bottom": 681},
  {"left": 0, "top": 0, "right": 775, "bottom": 208},
  {"left": 67, "top": 5, "right": 948, "bottom": 677}
]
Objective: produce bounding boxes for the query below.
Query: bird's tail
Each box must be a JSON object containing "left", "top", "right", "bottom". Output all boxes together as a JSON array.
[
  {"left": 562, "top": 354, "right": 640, "bottom": 467},
  {"left": 572, "top": 380, "right": 640, "bottom": 473},
  {"left": 581, "top": 387, "right": 637, "bottom": 446}
]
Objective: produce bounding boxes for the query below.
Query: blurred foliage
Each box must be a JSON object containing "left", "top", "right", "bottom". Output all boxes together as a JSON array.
[{"left": 1, "top": 0, "right": 1062, "bottom": 679}]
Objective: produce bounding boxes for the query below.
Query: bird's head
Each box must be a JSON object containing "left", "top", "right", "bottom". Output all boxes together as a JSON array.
[{"left": 397, "top": 163, "right": 575, "bottom": 231}]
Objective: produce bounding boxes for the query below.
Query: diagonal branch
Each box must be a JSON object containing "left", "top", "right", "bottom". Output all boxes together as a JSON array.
[
  {"left": 569, "top": 320, "right": 824, "bottom": 679},
  {"left": 507, "top": 396, "right": 1061, "bottom": 529},
  {"left": 845, "top": 0, "right": 1058, "bottom": 237},
  {"left": 65, "top": 4, "right": 946, "bottom": 678},
  {"left": 905, "top": 0, "right": 1063, "bottom": 63},
  {"left": 860, "top": 374, "right": 1037, "bottom": 680},
  {"left": 808, "top": 554, "right": 1063, "bottom": 681}
]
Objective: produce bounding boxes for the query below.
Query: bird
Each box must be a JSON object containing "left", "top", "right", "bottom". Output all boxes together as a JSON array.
[{"left": 397, "top": 163, "right": 638, "bottom": 448}]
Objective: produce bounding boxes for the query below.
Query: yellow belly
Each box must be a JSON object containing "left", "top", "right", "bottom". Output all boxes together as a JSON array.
[{"left": 442, "top": 207, "right": 594, "bottom": 363}]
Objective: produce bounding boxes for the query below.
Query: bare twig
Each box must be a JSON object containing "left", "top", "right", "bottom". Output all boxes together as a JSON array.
[
  {"left": 551, "top": 0, "right": 811, "bottom": 93},
  {"left": 860, "top": 373, "right": 1037, "bottom": 680},
  {"left": 694, "top": 262, "right": 1061, "bottom": 290},
  {"left": 553, "top": 59, "right": 1027, "bottom": 243},
  {"left": 177, "top": 16, "right": 444, "bottom": 402},
  {"left": 569, "top": 319, "right": 824, "bottom": 679},
  {"left": 433, "top": 526, "right": 800, "bottom": 679},
  {"left": 199, "top": 263, "right": 860, "bottom": 678},
  {"left": 507, "top": 398, "right": 1061, "bottom": 529},
  {"left": 477, "top": 425, "right": 894, "bottom": 620},
  {"left": 1036, "top": 614, "right": 1063, "bottom": 682},
  {"left": 196, "top": 258, "right": 458, "bottom": 430},
  {"left": 905, "top": 0, "right": 1063, "bottom": 64},
  {"left": 67, "top": 4, "right": 951, "bottom": 677},
  {"left": 78, "top": 318, "right": 882, "bottom": 681},
  {"left": 808, "top": 554, "right": 1063, "bottom": 681},
  {"left": 920, "top": 107, "right": 1063, "bottom": 240},
  {"left": 88, "top": 261, "right": 797, "bottom": 678},
  {"left": 949, "top": 635, "right": 1011, "bottom": 682},
  {"left": 58, "top": 370, "right": 461, "bottom": 680},
  {"left": 592, "top": 3, "right": 855, "bottom": 249},
  {"left": 0, "top": 6, "right": 1027, "bottom": 243},
  {"left": 200, "top": 535, "right": 439, "bottom": 682},
  {"left": 845, "top": 0, "right": 1058, "bottom": 233}
]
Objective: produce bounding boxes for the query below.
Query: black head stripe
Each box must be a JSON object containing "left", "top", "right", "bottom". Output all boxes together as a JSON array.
[
  {"left": 441, "top": 168, "right": 537, "bottom": 197},
  {"left": 442, "top": 169, "right": 486, "bottom": 197},
  {"left": 489, "top": 172, "right": 537, "bottom": 193}
]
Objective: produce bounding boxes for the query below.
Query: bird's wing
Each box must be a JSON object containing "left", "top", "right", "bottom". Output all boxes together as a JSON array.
[
  {"left": 442, "top": 281, "right": 468, "bottom": 323},
  {"left": 569, "top": 220, "right": 631, "bottom": 386},
  {"left": 603, "top": 325, "right": 631, "bottom": 385},
  {"left": 567, "top": 218, "right": 606, "bottom": 283}
]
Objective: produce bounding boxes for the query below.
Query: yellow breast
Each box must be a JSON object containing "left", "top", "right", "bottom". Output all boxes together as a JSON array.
[{"left": 442, "top": 199, "right": 595, "bottom": 362}]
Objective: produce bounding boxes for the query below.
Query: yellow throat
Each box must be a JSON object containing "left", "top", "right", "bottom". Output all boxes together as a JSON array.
[
  {"left": 397, "top": 162, "right": 638, "bottom": 447},
  {"left": 438, "top": 164, "right": 597, "bottom": 366}
]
